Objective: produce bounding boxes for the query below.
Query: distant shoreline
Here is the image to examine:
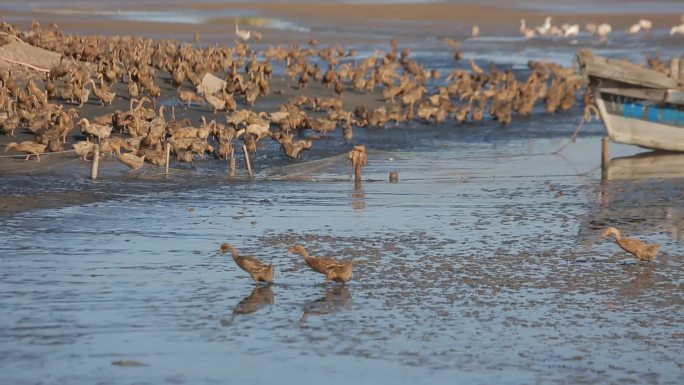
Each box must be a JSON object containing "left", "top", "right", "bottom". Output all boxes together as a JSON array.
[{"left": 1, "top": 1, "right": 682, "bottom": 44}]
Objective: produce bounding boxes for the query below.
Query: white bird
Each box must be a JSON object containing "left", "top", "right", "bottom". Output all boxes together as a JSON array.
[
  {"left": 562, "top": 23, "right": 580, "bottom": 38},
  {"left": 597, "top": 23, "right": 612, "bottom": 40},
  {"left": 671, "top": 23, "right": 684, "bottom": 36},
  {"left": 639, "top": 19, "right": 653, "bottom": 30},
  {"left": 536, "top": 17, "right": 552, "bottom": 35},
  {"left": 471, "top": 25, "right": 480, "bottom": 38},
  {"left": 235, "top": 21, "right": 251, "bottom": 42},
  {"left": 628, "top": 23, "right": 642, "bottom": 34},
  {"left": 520, "top": 19, "right": 535, "bottom": 39}
]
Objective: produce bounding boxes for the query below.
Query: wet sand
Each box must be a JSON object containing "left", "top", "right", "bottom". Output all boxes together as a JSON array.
[{"left": 1, "top": 137, "right": 683, "bottom": 385}]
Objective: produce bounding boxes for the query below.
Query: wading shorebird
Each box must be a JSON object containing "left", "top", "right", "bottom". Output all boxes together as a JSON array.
[
  {"left": 602, "top": 227, "right": 659, "bottom": 262},
  {"left": 288, "top": 244, "right": 353, "bottom": 283},
  {"left": 597, "top": 23, "right": 612, "bottom": 41},
  {"left": 220, "top": 243, "right": 274, "bottom": 284}
]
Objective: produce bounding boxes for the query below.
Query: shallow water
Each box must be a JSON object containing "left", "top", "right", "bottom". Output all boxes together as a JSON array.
[{"left": 1, "top": 126, "right": 683, "bottom": 384}]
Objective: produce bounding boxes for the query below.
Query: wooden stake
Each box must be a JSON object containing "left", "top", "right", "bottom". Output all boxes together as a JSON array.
[
  {"left": 165, "top": 142, "right": 171, "bottom": 175},
  {"left": 229, "top": 147, "right": 236, "bottom": 177},
  {"left": 243, "top": 144, "right": 253, "bottom": 178},
  {"left": 91, "top": 144, "right": 100, "bottom": 180},
  {"left": 670, "top": 57, "right": 680, "bottom": 80}
]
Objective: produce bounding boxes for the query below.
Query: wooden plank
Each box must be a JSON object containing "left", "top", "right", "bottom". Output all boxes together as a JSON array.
[
  {"left": 666, "top": 89, "right": 684, "bottom": 104},
  {"left": 597, "top": 87, "right": 666, "bottom": 102},
  {"left": 587, "top": 58, "right": 679, "bottom": 89},
  {"left": 578, "top": 50, "right": 682, "bottom": 90}
]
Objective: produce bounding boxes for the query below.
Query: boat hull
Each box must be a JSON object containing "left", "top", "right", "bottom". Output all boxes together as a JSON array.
[
  {"left": 595, "top": 89, "right": 684, "bottom": 152},
  {"left": 578, "top": 50, "right": 684, "bottom": 152}
]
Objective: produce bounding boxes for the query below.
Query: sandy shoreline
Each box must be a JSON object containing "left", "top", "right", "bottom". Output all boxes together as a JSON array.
[{"left": 2, "top": 2, "right": 683, "bottom": 42}]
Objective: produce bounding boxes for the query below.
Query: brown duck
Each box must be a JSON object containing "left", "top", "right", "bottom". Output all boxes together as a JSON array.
[
  {"left": 5, "top": 141, "right": 47, "bottom": 162},
  {"left": 348, "top": 145, "right": 367, "bottom": 181},
  {"left": 288, "top": 244, "right": 353, "bottom": 283},
  {"left": 116, "top": 152, "right": 146, "bottom": 170},
  {"left": 220, "top": 243, "right": 274, "bottom": 284},
  {"left": 602, "top": 227, "right": 659, "bottom": 261}
]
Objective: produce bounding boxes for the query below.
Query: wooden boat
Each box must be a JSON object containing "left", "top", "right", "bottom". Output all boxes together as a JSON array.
[{"left": 577, "top": 50, "right": 684, "bottom": 152}]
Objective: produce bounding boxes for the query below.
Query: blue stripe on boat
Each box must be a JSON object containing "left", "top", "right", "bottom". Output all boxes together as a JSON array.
[{"left": 623, "top": 102, "right": 684, "bottom": 126}]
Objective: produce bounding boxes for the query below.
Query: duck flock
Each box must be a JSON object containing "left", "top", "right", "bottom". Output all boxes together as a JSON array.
[{"left": 0, "top": 18, "right": 680, "bottom": 169}]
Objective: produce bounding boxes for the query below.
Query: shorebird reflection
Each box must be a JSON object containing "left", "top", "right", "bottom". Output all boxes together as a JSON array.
[
  {"left": 222, "top": 285, "right": 274, "bottom": 326},
  {"left": 299, "top": 285, "right": 352, "bottom": 325}
]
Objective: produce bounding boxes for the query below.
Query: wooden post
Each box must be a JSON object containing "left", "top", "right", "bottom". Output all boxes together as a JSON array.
[
  {"left": 670, "top": 57, "right": 680, "bottom": 79},
  {"left": 389, "top": 171, "right": 399, "bottom": 183},
  {"left": 243, "top": 144, "right": 253, "bottom": 178},
  {"left": 354, "top": 165, "right": 362, "bottom": 182},
  {"left": 679, "top": 54, "right": 684, "bottom": 80},
  {"left": 229, "top": 148, "right": 236, "bottom": 177},
  {"left": 601, "top": 136, "right": 609, "bottom": 180},
  {"left": 91, "top": 144, "right": 100, "bottom": 180},
  {"left": 165, "top": 142, "right": 171, "bottom": 175}
]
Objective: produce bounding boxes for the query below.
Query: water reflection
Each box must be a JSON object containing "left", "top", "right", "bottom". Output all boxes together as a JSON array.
[
  {"left": 221, "top": 285, "right": 274, "bottom": 326},
  {"left": 351, "top": 181, "right": 365, "bottom": 212},
  {"left": 604, "top": 151, "right": 684, "bottom": 181},
  {"left": 585, "top": 151, "right": 684, "bottom": 243},
  {"left": 299, "top": 286, "right": 353, "bottom": 325},
  {"left": 619, "top": 264, "right": 655, "bottom": 297},
  {"left": 666, "top": 208, "right": 683, "bottom": 242}
]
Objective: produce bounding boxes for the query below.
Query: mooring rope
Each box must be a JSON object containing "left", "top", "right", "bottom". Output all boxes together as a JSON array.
[
  {"left": 0, "top": 56, "right": 51, "bottom": 73},
  {"left": 0, "top": 148, "right": 76, "bottom": 159}
]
